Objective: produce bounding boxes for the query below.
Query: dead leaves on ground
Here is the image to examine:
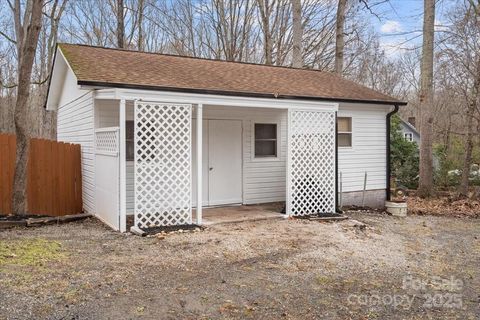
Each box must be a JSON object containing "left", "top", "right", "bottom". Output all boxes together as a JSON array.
[{"left": 407, "top": 195, "right": 480, "bottom": 218}]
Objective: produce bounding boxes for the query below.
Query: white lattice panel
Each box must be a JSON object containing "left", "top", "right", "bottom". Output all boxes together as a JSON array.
[
  {"left": 287, "top": 110, "right": 336, "bottom": 216},
  {"left": 95, "top": 127, "right": 119, "bottom": 155},
  {"left": 134, "top": 102, "right": 192, "bottom": 228}
]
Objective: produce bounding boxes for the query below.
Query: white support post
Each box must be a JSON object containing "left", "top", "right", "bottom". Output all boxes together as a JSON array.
[
  {"left": 119, "top": 99, "right": 127, "bottom": 232},
  {"left": 196, "top": 104, "right": 203, "bottom": 225},
  {"left": 285, "top": 108, "right": 291, "bottom": 218}
]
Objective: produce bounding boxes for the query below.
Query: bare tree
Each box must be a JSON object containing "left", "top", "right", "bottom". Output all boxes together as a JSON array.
[
  {"left": 116, "top": 0, "right": 125, "bottom": 48},
  {"left": 256, "top": 0, "right": 291, "bottom": 65},
  {"left": 137, "top": 0, "right": 144, "bottom": 51},
  {"left": 256, "top": 0, "right": 275, "bottom": 65},
  {"left": 33, "top": 0, "right": 67, "bottom": 139},
  {"left": 334, "top": 0, "right": 347, "bottom": 74},
  {"left": 11, "top": 0, "right": 44, "bottom": 215},
  {"left": 202, "top": 0, "right": 256, "bottom": 61},
  {"left": 417, "top": 0, "right": 436, "bottom": 198},
  {"left": 291, "top": 0, "right": 302, "bottom": 67},
  {"left": 446, "top": 1, "right": 480, "bottom": 196}
]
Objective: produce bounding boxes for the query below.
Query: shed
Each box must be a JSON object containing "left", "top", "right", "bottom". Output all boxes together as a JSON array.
[{"left": 46, "top": 44, "right": 406, "bottom": 231}]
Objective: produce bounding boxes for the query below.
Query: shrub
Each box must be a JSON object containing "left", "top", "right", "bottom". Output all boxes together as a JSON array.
[{"left": 390, "top": 115, "right": 419, "bottom": 189}]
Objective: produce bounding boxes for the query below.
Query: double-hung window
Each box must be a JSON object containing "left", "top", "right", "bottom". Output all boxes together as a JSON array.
[
  {"left": 337, "top": 117, "right": 352, "bottom": 147},
  {"left": 254, "top": 123, "right": 278, "bottom": 158}
]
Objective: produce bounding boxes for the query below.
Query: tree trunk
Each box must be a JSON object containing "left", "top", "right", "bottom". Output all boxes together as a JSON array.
[
  {"left": 459, "top": 55, "right": 480, "bottom": 197},
  {"left": 12, "top": 0, "right": 44, "bottom": 215},
  {"left": 291, "top": 0, "right": 302, "bottom": 68},
  {"left": 137, "top": 0, "right": 144, "bottom": 51},
  {"left": 257, "top": 0, "right": 273, "bottom": 65},
  {"left": 442, "top": 117, "right": 452, "bottom": 187},
  {"left": 116, "top": 0, "right": 125, "bottom": 48},
  {"left": 417, "top": 0, "right": 436, "bottom": 198},
  {"left": 459, "top": 102, "right": 475, "bottom": 196},
  {"left": 334, "top": 0, "right": 347, "bottom": 74}
]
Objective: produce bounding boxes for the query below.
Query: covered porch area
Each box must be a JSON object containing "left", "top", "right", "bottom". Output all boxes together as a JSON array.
[
  {"left": 126, "top": 203, "right": 284, "bottom": 228},
  {"left": 200, "top": 203, "right": 285, "bottom": 225},
  {"left": 92, "top": 88, "right": 338, "bottom": 232}
]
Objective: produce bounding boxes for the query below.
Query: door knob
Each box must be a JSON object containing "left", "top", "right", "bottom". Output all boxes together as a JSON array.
[{"left": 209, "top": 167, "right": 213, "bottom": 171}]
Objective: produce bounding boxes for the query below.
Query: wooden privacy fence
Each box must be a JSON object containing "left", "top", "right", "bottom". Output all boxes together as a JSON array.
[{"left": 0, "top": 134, "right": 82, "bottom": 216}]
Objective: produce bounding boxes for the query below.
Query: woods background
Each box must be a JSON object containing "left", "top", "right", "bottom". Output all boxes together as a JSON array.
[{"left": 0, "top": 0, "right": 479, "bottom": 192}]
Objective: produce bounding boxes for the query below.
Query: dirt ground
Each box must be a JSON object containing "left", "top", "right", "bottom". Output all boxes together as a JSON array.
[{"left": 0, "top": 212, "right": 479, "bottom": 320}]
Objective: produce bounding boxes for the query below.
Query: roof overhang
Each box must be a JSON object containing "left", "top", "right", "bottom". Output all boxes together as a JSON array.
[{"left": 79, "top": 80, "right": 407, "bottom": 107}]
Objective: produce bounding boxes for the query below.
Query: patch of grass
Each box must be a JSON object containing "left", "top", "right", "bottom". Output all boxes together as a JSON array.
[
  {"left": 315, "top": 275, "right": 332, "bottom": 285},
  {"left": 135, "top": 306, "right": 146, "bottom": 315},
  {"left": 0, "top": 238, "right": 65, "bottom": 267},
  {"left": 63, "top": 288, "right": 81, "bottom": 304}
]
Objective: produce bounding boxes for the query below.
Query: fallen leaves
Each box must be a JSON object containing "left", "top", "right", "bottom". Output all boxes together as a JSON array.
[{"left": 407, "top": 195, "right": 480, "bottom": 218}]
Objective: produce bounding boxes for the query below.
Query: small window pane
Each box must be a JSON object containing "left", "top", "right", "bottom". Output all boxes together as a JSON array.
[
  {"left": 126, "top": 121, "right": 134, "bottom": 161},
  {"left": 255, "top": 140, "right": 277, "bottom": 157},
  {"left": 126, "top": 141, "right": 134, "bottom": 160},
  {"left": 338, "top": 117, "right": 352, "bottom": 132},
  {"left": 255, "top": 123, "right": 277, "bottom": 140},
  {"left": 338, "top": 133, "right": 352, "bottom": 147},
  {"left": 126, "top": 121, "right": 134, "bottom": 139}
]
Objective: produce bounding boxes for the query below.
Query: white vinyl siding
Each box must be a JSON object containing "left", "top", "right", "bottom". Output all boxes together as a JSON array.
[
  {"left": 337, "top": 103, "right": 389, "bottom": 193},
  {"left": 56, "top": 70, "right": 95, "bottom": 213}
]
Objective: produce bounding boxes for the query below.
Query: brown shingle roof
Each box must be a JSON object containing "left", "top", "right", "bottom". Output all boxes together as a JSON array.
[{"left": 58, "top": 43, "right": 406, "bottom": 105}]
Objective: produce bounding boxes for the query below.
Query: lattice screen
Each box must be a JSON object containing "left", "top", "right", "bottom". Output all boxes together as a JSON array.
[
  {"left": 95, "top": 128, "right": 119, "bottom": 155},
  {"left": 287, "top": 110, "right": 336, "bottom": 216},
  {"left": 134, "top": 102, "right": 192, "bottom": 228}
]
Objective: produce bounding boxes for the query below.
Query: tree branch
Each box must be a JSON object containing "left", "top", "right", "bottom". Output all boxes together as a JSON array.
[
  {"left": 0, "top": 30, "right": 17, "bottom": 44},
  {"left": 0, "top": 76, "right": 50, "bottom": 89}
]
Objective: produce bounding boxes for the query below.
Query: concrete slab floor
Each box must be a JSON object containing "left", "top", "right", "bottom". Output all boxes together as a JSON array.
[{"left": 196, "top": 202, "right": 285, "bottom": 225}]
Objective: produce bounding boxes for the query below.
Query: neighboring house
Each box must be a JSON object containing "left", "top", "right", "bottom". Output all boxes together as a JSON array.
[
  {"left": 45, "top": 44, "right": 407, "bottom": 231},
  {"left": 400, "top": 117, "right": 420, "bottom": 144},
  {"left": 398, "top": 118, "right": 441, "bottom": 170}
]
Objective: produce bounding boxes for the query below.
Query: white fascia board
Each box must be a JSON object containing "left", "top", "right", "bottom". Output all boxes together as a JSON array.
[
  {"left": 87, "top": 87, "right": 339, "bottom": 112},
  {"left": 92, "top": 88, "right": 116, "bottom": 100},
  {"left": 46, "top": 47, "right": 82, "bottom": 110},
  {"left": 46, "top": 49, "right": 66, "bottom": 110}
]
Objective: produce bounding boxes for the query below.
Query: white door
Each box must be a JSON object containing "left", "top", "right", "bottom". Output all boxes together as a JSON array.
[
  {"left": 208, "top": 120, "right": 242, "bottom": 205},
  {"left": 192, "top": 119, "right": 242, "bottom": 206}
]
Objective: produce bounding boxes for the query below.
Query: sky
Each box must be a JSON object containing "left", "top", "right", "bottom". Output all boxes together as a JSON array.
[{"left": 370, "top": 0, "right": 456, "bottom": 58}]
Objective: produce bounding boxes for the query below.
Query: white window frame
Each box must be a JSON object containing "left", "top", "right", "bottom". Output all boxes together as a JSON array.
[
  {"left": 251, "top": 121, "right": 281, "bottom": 162},
  {"left": 337, "top": 116, "right": 353, "bottom": 149},
  {"left": 404, "top": 132, "right": 413, "bottom": 142}
]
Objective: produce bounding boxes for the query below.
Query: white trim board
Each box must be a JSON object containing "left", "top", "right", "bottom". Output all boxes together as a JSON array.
[{"left": 90, "top": 88, "right": 339, "bottom": 111}]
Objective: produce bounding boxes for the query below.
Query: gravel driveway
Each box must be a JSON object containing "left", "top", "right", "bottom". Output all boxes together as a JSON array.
[{"left": 0, "top": 212, "right": 479, "bottom": 319}]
